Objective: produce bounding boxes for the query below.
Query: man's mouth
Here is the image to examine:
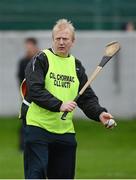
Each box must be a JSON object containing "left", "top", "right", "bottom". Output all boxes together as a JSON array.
[{"left": 59, "top": 47, "right": 65, "bottom": 50}]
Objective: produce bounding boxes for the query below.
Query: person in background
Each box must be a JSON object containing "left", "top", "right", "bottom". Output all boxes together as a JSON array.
[
  {"left": 17, "top": 38, "right": 39, "bottom": 85},
  {"left": 17, "top": 37, "right": 39, "bottom": 150},
  {"left": 122, "top": 21, "right": 135, "bottom": 32},
  {"left": 22, "top": 19, "right": 117, "bottom": 179}
]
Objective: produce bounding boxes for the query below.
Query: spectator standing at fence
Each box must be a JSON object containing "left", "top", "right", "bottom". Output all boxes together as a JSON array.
[{"left": 122, "top": 21, "right": 135, "bottom": 32}]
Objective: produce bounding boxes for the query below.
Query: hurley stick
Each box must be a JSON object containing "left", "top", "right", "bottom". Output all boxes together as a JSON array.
[{"left": 61, "top": 41, "right": 121, "bottom": 120}]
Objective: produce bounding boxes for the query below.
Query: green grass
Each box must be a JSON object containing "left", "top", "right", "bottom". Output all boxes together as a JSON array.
[
  {"left": 75, "top": 119, "right": 136, "bottom": 178},
  {"left": 0, "top": 117, "right": 136, "bottom": 178},
  {"left": 0, "top": 117, "right": 24, "bottom": 179}
]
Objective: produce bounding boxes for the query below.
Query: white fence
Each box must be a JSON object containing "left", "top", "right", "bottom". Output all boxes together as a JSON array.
[{"left": 0, "top": 31, "right": 136, "bottom": 118}]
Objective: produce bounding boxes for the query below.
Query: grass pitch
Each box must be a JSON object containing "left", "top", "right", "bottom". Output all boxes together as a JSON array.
[{"left": 0, "top": 117, "right": 136, "bottom": 178}]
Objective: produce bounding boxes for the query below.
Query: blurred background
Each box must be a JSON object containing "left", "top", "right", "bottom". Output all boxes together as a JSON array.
[{"left": 0, "top": 0, "right": 136, "bottom": 178}]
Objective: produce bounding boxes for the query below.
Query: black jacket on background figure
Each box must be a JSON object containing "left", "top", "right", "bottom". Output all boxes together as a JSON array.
[{"left": 17, "top": 57, "right": 31, "bottom": 85}]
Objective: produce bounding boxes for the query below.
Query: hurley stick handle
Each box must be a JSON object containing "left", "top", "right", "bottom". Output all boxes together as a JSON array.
[
  {"left": 79, "top": 66, "right": 102, "bottom": 95},
  {"left": 61, "top": 95, "right": 80, "bottom": 120}
]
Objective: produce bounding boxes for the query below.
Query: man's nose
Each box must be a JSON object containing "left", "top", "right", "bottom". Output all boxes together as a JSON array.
[{"left": 60, "top": 38, "right": 64, "bottom": 44}]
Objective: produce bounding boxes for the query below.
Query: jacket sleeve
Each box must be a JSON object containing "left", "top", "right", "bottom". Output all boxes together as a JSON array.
[
  {"left": 25, "top": 52, "right": 62, "bottom": 112},
  {"left": 17, "top": 59, "right": 25, "bottom": 85},
  {"left": 75, "top": 59, "right": 107, "bottom": 121}
]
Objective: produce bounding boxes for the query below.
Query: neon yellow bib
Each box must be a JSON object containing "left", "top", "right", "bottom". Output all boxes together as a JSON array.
[{"left": 26, "top": 49, "right": 79, "bottom": 134}]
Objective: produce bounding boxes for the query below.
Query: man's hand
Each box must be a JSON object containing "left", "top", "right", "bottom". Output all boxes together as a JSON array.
[
  {"left": 60, "top": 101, "right": 77, "bottom": 112},
  {"left": 99, "top": 112, "right": 117, "bottom": 129}
]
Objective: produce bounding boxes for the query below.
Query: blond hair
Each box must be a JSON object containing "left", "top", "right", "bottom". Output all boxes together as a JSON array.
[{"left": 52, "top": 19, "right": 75, "bottom": 40}]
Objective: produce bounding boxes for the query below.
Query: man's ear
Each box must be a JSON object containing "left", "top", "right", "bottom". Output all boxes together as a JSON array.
[{"left": 71, "top": 38, "right": 75, "bottom": 46}]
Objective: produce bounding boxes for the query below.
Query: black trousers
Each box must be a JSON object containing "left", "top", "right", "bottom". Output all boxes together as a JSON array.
[{"left": 24, "top": 125, "right": 77, "bottom": 179}]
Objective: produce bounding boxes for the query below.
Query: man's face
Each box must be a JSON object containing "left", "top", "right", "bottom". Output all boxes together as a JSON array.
[
  {"left": 25, "top": 42, "right": 38, "bottom": 58},
  {"left": 52, "top": 28, "right": 74, "bottom": 57}
]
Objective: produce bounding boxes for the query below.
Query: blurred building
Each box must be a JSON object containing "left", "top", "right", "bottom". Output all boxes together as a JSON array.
[{"left": 0, "top": 0, "right": 136, "bottom": 31}]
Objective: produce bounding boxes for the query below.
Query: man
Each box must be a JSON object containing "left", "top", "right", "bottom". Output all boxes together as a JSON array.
[
  {"left": 17, "top": 37, "right": 39, "bottom": 150},
  {"left": 23, "top": 19, "right": 116, "bottom": 179},
  {"left": 17, "top": 37, "right": 39, "bottom": 85}
]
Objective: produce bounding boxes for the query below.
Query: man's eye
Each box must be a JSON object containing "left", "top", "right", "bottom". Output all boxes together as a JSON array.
[
  {"left": 55, "top": 38, "right": 68, "bottom": 41},
  {"left": 63, "top": 38, "right": 68, "bottom": 41}
]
